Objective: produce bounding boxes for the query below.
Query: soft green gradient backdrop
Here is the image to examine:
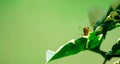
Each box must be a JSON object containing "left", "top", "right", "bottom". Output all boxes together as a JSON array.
[{"left": 0, "top": 0, "right": 120, "bottom": 64}]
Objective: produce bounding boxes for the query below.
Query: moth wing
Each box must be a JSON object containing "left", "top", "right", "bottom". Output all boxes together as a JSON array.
[{"left": 88, "top": 7, "right": 106, "bottom": 29}]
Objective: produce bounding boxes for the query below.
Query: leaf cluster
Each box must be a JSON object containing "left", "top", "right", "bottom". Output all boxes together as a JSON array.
[{"left": 46, "top": 0, "right": 120, "bottom": 64}]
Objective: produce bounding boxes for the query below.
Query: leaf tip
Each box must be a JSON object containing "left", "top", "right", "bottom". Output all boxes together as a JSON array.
[{"left": 46, "top": 50, "right": 55, "bottom": 63}]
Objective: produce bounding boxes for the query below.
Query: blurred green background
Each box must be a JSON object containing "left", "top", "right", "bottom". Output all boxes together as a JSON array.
[{"left": 0, "top": 0, "right": 120, "bottom": 64}]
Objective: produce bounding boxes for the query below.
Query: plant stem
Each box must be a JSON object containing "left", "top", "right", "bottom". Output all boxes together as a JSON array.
[{"left": 103, "top": 59, "right": 107, "bottom": 64}]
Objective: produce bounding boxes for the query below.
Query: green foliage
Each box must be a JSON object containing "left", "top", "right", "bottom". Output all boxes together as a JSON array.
[
  {"left": 87, "top": 32, "right": 103, "bottom": 49},
  {"left": 46, "top": 0, "right": 120, "bottom": 64},
  {"left": 46, "top": 37, "right": 87, "bottom": 63},
  {"left": 46, "top": 32, "right": 105, "bottom": 63},
  {"left": 112, "top": 39, "right": 120, "bottom": 54}
]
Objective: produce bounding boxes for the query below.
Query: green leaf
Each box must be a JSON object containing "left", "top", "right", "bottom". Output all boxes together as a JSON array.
[
  {"left": 87, "top": 32, "right": 103, "bottom": 50},
  {"left": 85, "top": 32, "right": 106, "bottom": 58},
  {"left": 112, "top": 39, "right": 120, "bottom": 54},
  {"left": 108, "top": 22, "right": 120, "bottom": 31},
  {"left": 46, "top": 32, "right": 105, "bottom": 63},
  {"left": 104, "top": 39, "right": 120, "bottom": 61},
  {"left": 46, "top": 37, "right": 87, "bottom": 63}
]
